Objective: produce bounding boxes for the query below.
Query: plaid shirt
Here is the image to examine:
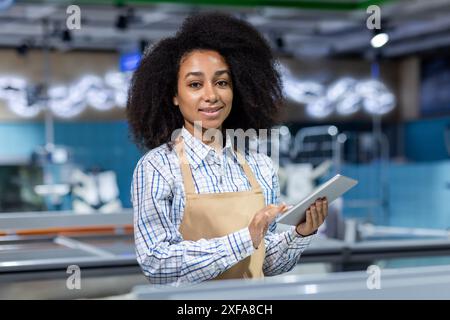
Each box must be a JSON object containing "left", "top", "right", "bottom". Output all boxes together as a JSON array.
[{"left": 132, "top": 127, "right": 313, "bottom": 286}]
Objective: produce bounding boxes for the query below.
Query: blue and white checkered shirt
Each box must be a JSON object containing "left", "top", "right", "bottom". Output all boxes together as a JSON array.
[{"left": 132, "top": 127, "right": 313, "bottom": 286}]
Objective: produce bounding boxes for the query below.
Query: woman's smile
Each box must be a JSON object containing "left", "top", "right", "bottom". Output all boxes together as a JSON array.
[{"left": 198, "top": 105, "right": 224, "bottom": 118}]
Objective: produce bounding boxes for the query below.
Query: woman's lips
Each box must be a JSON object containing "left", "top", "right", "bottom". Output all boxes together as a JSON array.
[{"left": 198, "top": 106, "right": 223, "bottom": 118}]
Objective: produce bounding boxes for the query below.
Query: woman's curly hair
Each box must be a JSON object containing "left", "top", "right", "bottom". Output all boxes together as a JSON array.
[{"left": 127, "top": 12, "right": 284, "bottom": 151}]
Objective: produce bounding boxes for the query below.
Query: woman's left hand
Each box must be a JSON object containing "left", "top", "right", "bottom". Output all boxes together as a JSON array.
[{"left": 296, "top": 197, "right": 328, "bottom": 236}]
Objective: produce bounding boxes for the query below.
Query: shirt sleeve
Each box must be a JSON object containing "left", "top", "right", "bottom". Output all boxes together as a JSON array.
[
  {"left": 133, "top": 158, "right": 255, "bottom": 286},
  {"left": 262, "top": 160, "right": 314, "bottom": 276}
]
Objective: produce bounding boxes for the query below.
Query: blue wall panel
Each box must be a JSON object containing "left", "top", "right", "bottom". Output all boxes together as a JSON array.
[
  {"left": 404, "top": 116, "right": 450, "bottom": 161},
  {"left": 337, "top": 161, "right": 450, "bottom": 229},
  {"left": 0, "top": 123, "right": 45, "bottom": 158},
  {"left": 53, "top": 121, "right": 142, "bottom": 208}
]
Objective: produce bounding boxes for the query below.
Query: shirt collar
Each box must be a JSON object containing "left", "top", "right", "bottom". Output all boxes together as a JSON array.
[{"left": 180, "top": 127, "right": 235, "bottom": 170}]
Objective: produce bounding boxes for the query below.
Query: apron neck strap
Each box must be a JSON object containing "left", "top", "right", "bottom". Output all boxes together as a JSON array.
[
  {"left": 175, "top": 138, "right": 197, "bottom": 195},
  {"left": 235, "top": 151, "right": 262, "bottom": 192},
  {"left": 174, "top": 139, "right": 262, "bottom": 194}
]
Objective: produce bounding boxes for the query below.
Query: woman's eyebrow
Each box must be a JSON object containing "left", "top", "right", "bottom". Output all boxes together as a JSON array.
[
  {"left": 184, "top": 71, "right": 203, "bottom": 79},
  {"left": 214, "top": 69, "right": 230, "bottom": 77},
  {"left": 184, "top": 69, "right": 230, "bottom": 79}
]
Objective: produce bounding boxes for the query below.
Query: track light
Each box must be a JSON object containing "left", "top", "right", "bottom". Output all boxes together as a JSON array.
[
  {"left": 62, "top": 29, "right": 72, "bottom": 42},
  {"left": 370, "top": 29, "right": 389, "bottom": 48},
  {"left": 16, "top": 43, "right": 29, "bottom": 56},
  {"left": 140, "top": 39, "right": 149, "bottom": 53},
  {"left": 115, "top": 14, "right": 128, "bottom": 30},
  {"left": 276, "top": 36, "right": 284, "bottom": 50},
  {"left": 115, "top": 7, "right": 134, "bottom": 30}
]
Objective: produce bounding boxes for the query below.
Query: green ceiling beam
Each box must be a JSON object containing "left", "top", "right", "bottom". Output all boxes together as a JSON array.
[{"left": 68, "top": 0, "right": 395, "bottom": 11}]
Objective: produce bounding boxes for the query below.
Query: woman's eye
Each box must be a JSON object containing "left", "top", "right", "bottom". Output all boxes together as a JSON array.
[
  {"left": 217, "top": 80, "right": 229, "bottom": 87},
  {"left": 189, "top": 82, "right": 202, "bottom": 88}
]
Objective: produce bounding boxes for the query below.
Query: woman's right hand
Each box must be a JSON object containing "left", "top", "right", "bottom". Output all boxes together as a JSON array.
[{"left": 248, "top": 204, "right": 289, "bottom": 249}]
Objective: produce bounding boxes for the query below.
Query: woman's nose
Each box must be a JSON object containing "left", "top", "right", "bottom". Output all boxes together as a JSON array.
[{"left": 203, "top": 83, "right": 218, "bottom": 103}]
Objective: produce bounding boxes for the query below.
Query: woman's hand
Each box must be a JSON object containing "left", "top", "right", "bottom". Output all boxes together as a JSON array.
[
  {"left": 296, "top": 197, "right": 328, "bottom": 237},
  {"left": 248, "top": 204, "right": 288, "bottom": 249}
]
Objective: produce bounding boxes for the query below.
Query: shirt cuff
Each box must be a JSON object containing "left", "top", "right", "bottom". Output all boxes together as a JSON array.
[
  {"left": 221, "top": 227, "right": 255, "bottom": 263},
  {"left": 290, "top": 226, "right": 315, "bottom": 242}
]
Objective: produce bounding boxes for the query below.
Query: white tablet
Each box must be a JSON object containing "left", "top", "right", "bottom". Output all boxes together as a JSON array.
[{"left": 276, "top": 174, "right": 358, "bottom": 226}]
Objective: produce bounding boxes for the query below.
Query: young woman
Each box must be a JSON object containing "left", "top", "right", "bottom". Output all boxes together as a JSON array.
[{"left": 127, "top": 12, "right": 328, "bottom": 286}]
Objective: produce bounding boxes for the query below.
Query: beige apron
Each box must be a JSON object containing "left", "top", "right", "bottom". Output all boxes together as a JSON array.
[{"left": 175, "top": 139, "right": 266, "bottom": 280}]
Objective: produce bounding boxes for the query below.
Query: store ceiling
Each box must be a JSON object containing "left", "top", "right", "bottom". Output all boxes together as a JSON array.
[{"left": 0, "top": 0, "right": 450, "bottom": 58}]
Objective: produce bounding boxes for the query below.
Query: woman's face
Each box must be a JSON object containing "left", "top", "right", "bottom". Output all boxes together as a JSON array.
[{"left": 174, "top": 50, "right": 233, "bottom": 133}]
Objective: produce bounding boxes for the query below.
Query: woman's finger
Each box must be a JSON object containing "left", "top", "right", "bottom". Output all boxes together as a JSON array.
[
  {"left": 267, "top": 207, "right": 280, "bottom": 220},
  {"left": 310, "top": 204, "right": 319, "bottom": 229},
  {"left": 315, "top": 200, "right": 323, "bottom": 221},
  {"left": 263, "top": 220, "right": 269, "bottom": 234},
  {"left": 305, "top": 209, "right": 312, "bottom": 229},
  {"left": 322, "top": 198, "right": 328, "bottom": 219},
  {"left": 280, "top": 203, "right": 289, "bottom": 213},
  {"left": 258, "top": 212, "right": 268, "bottom": 229},
  {"left": 317, "top": 199, "right": 326, "bottom": 223}
]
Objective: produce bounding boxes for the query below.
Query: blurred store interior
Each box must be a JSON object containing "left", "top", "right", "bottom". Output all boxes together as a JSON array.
[{"left": 1, "top": 0, "right": 450, "bottom": 299}]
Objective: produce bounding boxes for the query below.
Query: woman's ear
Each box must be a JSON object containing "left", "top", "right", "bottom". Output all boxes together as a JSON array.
[{"left": 173, "top": 96, "right": 179, "bottom": 106}]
